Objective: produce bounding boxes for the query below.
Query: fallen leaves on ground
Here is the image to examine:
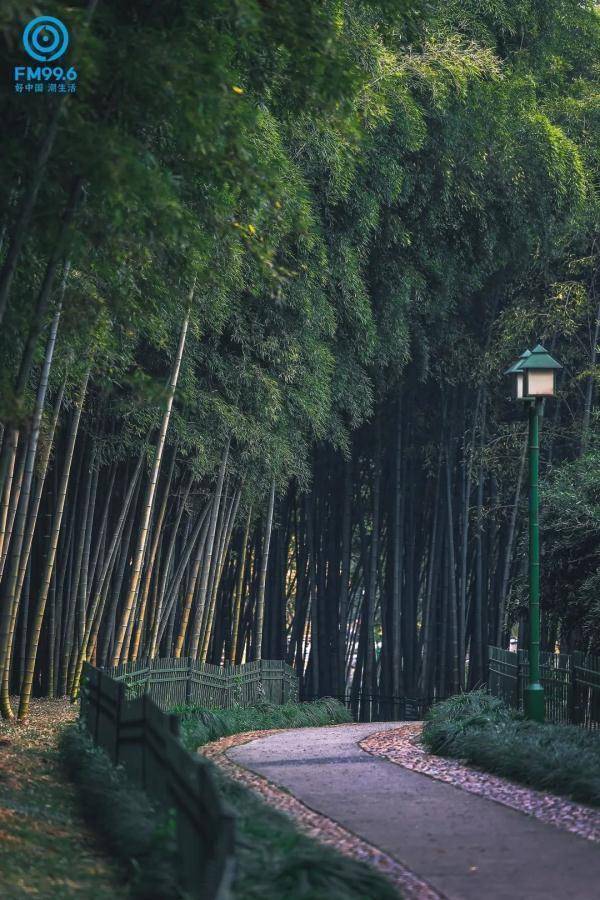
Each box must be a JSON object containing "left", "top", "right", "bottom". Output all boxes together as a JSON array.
[
  {"left": 0, "top": 698, "right": 129, "bottom": 899},
  {"left": 361, "top": 724, "right": 600, "bottom": 844}
]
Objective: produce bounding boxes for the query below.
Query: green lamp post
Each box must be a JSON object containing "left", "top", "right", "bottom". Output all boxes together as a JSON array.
[{"left": 506, "top": 344, "right": 562, "bottom": 723}]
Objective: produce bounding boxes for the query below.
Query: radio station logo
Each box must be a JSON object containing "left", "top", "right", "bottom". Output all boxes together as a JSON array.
[{"left": 14, "top": 16, "right": 78, "bottom": 95}]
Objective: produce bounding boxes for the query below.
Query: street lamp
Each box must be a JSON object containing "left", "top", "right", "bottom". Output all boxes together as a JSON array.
[{"left": 506, "top": 343, "right": 562, "bottom": 723}]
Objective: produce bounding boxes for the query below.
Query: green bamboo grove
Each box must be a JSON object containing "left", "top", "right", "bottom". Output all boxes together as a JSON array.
[{"left": 0, "top": 1, "right": 598, "bottom": 719}]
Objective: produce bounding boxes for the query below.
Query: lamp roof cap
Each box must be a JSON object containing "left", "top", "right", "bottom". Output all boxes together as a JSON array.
[
  {"left": 520, "top": 344, "right": 562, "bottom": 370},
  {"left": 504, "top": 348, "right": 531, "bottom": 375}
]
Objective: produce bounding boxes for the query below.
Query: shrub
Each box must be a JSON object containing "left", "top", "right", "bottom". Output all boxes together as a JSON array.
[
  {"left": 176, "top": 698, "right": 352, "bottom": 751},
  {"left": 422, "top": 691, "right": 600, "bottom": 806}
]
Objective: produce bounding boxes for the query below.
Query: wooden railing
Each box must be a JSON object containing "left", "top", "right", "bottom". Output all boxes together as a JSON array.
[
  {"left": 488, "top": 646, "right": 600, "bottom": 728},
  {"left": 103, "top": 657, "right": 299, "bottom": 710},
  {"left": 80, "top": 662, "right": 235, "bottom": 899}
]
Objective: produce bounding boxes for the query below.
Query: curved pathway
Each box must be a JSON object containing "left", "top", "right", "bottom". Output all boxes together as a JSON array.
[{"left": 228, "top": 722, "right": 600, "bottom": 900}]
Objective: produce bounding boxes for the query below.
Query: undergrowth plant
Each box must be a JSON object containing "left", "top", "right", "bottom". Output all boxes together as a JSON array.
[
  {"left": 60, "top": 726, "right": 182, "bottom": 899},
  {"left": 423, "top": 691, "right": 600, "bottom": 806},
  {"left": 175, "top": 698, "right": 351, "bottom": 751}
]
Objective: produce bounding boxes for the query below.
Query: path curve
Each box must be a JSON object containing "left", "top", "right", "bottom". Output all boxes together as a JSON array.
[{"left": 228, "top": 722, "right": 600, "bottom": 900}]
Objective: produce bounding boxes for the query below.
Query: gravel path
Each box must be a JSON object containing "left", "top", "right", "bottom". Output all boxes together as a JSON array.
[{"left": 228, "top": 722, "right": 600, "bottom": 900}]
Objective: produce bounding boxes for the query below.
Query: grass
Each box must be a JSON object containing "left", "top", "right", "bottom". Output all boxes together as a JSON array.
[
  {"left": 60, "top": 726, "right": 182, "bottom": 899},
  {"left": 422, "top": 690, "right": 600, "bottom": 806},
  {"left": 176, "top": 697, "right": 352, "bottom": 751}
]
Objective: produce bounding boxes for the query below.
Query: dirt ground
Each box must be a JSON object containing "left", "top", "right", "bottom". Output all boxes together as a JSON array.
[{"left": 0, "top": 698, "right": 129, "bottom": 899}]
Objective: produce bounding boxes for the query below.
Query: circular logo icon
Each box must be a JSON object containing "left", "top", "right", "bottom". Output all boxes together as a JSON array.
[{"left": 23, "top": 16, "right": 69, "bottom": 63}]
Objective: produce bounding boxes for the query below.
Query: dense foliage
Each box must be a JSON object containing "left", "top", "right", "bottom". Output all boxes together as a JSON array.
[
  {"left": 423, "top": 691, "right": 600, "bottom": 805},
  {"left": 541, "top": 447, "right": 600, "bottom": 649},
  {"left": 178, "top": 698, "right": 351, "bottom": 749},
  {"left": 0, "top": 0, "right": 598, "bottom": 717}
]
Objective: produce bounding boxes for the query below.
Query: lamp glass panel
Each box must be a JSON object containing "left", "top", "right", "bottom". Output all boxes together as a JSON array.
[
  {"left": 526, "top": 370, "right": 554, "bottom": 396},
  {"left": 516, "top": 372, "right": 524, "bottom": 399}
]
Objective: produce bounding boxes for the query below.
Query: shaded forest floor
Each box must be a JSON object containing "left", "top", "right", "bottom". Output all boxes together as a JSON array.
[{"left": 0, "top": 699, "right": 129, "bottom": 899}]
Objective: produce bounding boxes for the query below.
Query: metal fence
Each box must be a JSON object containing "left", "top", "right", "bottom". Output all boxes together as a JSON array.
[
  {"left": 103, "top": 657, "right": 299, "bottom": 711},
  {"left": 81, "top": 662, "right": 235, "bottom": 900},
  {"left": 302, "top": 691, "right": 427, "bottom": 722},
  {"left": 488, "top": 646, "right": 600, "bottom": 728}
]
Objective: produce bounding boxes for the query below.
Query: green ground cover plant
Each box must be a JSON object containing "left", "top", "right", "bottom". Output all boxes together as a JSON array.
[
  {"left": 422, "top": 691, "right": 600, "bottom": 806},
  {"left": 176, "top": 698, "right": 352, "bottom": 751},
  {"left": 216, "top": 768, "right": 399, "bottom": 900},
  {"left": 60, "top": 726, "right": 182, "bottom": 900}
]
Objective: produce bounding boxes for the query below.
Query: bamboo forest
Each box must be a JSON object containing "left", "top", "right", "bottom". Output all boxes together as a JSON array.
[
  {"left": 1, "top": 0, "right": 599, "bottom": 721},
  {"left": 2, "top": 3, "right": 600, "bottom": 898}
]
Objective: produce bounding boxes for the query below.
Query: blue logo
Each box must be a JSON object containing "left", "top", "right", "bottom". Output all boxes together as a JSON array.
[
  {"left": 14, "top": 16, "right": 77, "bottom": 94},
  {"left": 23, "top": 16, "right": 69, "bottom": 62}
]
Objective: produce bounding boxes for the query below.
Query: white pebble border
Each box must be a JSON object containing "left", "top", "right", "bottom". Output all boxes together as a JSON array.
[
  {"left": 200, "top": 730, "right": 444, "bottom": 900},
  {"left": 361, "top": 723, "right": 600, "bottom": 844}
]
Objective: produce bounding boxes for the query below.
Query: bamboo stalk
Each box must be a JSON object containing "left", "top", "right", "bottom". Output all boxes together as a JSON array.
[
  {"left": 130, "top": 447, "right": 177, "bottom": 660},
  {"left": 188, "top": 436, "right": 230, "bottom": 658},
  {"left": 0, "top": 299, "right": 63, "bottom": 717},
  {"left": 200, "top": 486, "right": 241, "bottom": 662},
  {"left": 18, "top": 369, "right": 90, "bottom": 719},
  {"left": 254, "top": 480, "right": 276, "bottom": 661},
  {"left": 230, "top": 506, "right": 252, "bottom": 663},
  {"left": 111, "top": 311, "right": 189, "bottom": 665}
]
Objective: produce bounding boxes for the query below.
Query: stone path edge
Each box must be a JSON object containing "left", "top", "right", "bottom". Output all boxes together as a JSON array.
[
  {"left": 199, "top": 727, "right": 445, "bottom": 900},
  {"left": 361, "top": 723, "right": 600, "bottom": 844}
]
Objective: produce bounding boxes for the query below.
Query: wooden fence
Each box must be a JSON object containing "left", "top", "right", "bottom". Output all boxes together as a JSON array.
[
  {"left": 103, "top": 657, "right": 299, "bottom": 710},
  {"left": 488, "top": 646, "right": 600, "bottom": 728},
  {"left": 81, "top": 662, "right": 235, "bottom": 900}
]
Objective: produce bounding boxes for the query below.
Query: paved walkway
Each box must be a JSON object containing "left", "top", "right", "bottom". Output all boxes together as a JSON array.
[{"left": 229, "top": 722, "right": 600, "bottom": 900}]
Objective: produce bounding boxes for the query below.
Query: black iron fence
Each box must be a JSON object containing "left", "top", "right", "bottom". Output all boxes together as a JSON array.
[
  {"left": 488, "top": 645, "right": 600, "bottom": 728},
  {"left": 301, "top": 691, "right": 429, "bottom": 722}
]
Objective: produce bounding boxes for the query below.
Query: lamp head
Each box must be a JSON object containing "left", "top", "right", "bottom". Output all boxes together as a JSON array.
[{"left": 520, "top": 344, "right": 562, "bottom": 398}]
